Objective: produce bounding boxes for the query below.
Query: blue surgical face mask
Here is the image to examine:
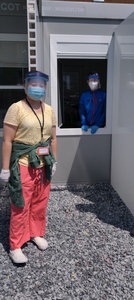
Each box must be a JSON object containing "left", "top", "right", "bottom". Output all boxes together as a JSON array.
[{"left": 27, "top": 86, "right": 45, "bottom": 100}]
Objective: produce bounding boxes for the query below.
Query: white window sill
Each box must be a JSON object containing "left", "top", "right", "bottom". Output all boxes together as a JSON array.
[{"left": 56, "top": 126, "right": 111, "bottom": 136}]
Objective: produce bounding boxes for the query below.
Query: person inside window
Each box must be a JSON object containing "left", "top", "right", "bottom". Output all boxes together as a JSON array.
[
  {"left": 79, "top": 71, "right": 106, "bottom": 134},
  {"left": 0, "top": 70, "right": 57, "bottom": 264}
]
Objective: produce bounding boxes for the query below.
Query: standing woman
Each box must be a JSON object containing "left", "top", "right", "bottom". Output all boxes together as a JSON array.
[{"left": 0, "top": 70, "right": 57, "bottom": 264}]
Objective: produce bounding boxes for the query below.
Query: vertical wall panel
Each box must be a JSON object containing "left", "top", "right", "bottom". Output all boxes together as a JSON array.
[{"left": 111, "top": 12, "right": 134, "bottom": 216}]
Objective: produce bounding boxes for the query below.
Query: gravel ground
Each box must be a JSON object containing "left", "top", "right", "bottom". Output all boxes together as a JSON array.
[{"left": 0, "top": 183, "right": 134, "bottom": 300}]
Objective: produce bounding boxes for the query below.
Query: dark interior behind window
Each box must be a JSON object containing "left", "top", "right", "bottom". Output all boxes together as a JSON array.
[
  {"left": 58, "top": 58, "right": 107, "bottom": 128},
  {"left": 0, "top": 67, "right": 28, "bottom": 85}
]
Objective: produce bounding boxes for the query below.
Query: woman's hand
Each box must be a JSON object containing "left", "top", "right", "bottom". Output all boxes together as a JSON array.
[
  {"left": 0, "top": 169, "right": 10, "bottom": 185},
  {"left": 52, "top": 162, "right": 57, "bottom": 176}
]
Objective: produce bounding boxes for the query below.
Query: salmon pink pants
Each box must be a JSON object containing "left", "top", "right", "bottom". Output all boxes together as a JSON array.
[{"left": 9, "top": 165, "right": 51, "bottom": 250}]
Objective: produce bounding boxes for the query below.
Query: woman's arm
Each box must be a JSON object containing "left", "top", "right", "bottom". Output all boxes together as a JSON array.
[
  {"left": 51, "top": 126, "right": 57, "bottom": 161},
  {"left": 2, "top": 123, "right": 17, "bottom": 169}
]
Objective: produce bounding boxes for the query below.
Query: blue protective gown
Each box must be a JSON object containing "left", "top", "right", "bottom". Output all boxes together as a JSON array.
[{"left": 79, "top": 89, "right": 106, "bottom": 127}]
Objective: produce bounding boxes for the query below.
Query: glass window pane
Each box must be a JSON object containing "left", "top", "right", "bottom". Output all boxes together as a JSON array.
[
  {"left": 0, "top": 41, "right": 28, "bottom": 67},
  {"left": 0, "top": 67, "right": 28, "bottom": 85}
]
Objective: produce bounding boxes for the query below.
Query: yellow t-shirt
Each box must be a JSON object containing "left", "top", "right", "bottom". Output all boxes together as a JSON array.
[{"left": 4, "top": 100, "right": 56, "bottom": 166}]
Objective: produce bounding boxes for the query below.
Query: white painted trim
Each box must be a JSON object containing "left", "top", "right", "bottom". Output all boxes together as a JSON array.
[
  {"left": 0, "top": 34, "right": 27, "bottom": 41},
  {"left": 0, "top": 86, "right": 24, "bottom": 89},
  {"left": 50, "top": 34, "right": 112, "bottom": 136},
  {"left": 52, "top": 34, "right": 111, "bottom": 44},
  {"left": 53, "top": 127, "right": 110, "bottom": 136}
]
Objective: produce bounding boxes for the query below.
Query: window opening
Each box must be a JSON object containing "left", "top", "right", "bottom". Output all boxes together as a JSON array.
[{"left": 58, "top": 58, "right": 107, "bottom": 129}]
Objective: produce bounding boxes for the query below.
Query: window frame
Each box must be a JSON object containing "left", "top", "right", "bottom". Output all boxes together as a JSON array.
[{"left": 50, "top": 34, "right": 112, "bottom": 136}]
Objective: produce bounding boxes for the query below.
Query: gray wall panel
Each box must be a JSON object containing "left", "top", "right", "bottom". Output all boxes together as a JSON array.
[
  {"left": 111, "top": 12, "right": 134, "bottom": 216},
  {"left": 52, "top": 135, "right": 111, "bottom": 184}
]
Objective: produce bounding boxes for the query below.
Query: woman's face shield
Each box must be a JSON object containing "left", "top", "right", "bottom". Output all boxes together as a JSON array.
[{"left": 25, "top": 75, "right": 49, "bottom": 101}]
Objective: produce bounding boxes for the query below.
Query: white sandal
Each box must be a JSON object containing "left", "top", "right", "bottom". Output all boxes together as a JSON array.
[
  {"left": 9, "top": 248, "right": 28, "bottom": 264},
  {"left": 31, "top": 237, "right": 48, "bottom": 250}
]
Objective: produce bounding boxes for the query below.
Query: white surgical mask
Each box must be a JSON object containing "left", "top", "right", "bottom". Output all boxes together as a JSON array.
[{"left": 88, "top": 81, "right": 98, "bottom": 91}]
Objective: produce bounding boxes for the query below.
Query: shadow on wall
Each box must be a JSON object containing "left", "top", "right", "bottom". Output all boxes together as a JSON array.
[{"left": 67, "top": 183, "right": 134, "bottom": 234}]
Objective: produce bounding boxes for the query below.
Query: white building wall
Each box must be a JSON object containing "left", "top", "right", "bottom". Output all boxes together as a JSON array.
[
  {"left": 111, "top": 12, "right": 134, "bottom": 216},
  {"left": 36, "top": 17, "right": 117, "bottom": 184},
  {"left": 36, "top": 2, "right": 133, "bottom": 185}
]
